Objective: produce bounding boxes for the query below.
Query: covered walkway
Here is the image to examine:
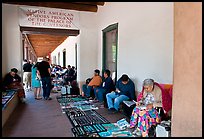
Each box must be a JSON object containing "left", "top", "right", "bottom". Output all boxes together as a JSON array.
[{"left": 2, "top": 90, "right": 127, "bottom": 137}]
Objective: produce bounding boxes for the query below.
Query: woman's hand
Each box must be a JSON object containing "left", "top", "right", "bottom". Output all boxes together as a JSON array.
[
  {"left": 136, "top": 100, "right": 143, "bottom": 106},
  {"left": 146, "top": 104, "right": 153, "bottom": 110},
  {"left": 136, "top": 102, "right": 140, "bottom": 106}
]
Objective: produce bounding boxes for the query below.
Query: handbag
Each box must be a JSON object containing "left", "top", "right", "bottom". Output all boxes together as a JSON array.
[{"left": 36, "top": 73, "right": 41, "bottom": 80}]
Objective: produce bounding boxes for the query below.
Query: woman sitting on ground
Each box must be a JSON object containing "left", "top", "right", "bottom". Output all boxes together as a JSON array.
[
  {"left": 2, "top": 68, "right": 26, "bottom": 103},
  {"left": 129, "top": 78, "right": 162, "bottom": 137}
]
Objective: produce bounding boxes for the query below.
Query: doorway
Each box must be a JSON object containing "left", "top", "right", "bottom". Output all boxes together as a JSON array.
[
  {"left": 102, "top": 23, "right": 118, "bottom": 83},
  {"left": 75, "top": 43, "right": 77, "bottom": 69},
  {"left": 63, "top": 49, "right": 66, "bottom": 67}
]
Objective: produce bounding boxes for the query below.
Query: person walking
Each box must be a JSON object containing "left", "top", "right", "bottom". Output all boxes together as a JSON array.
[
  {"left": 23, "top": 59, "right": 33, "bottom": 91},
  {"left": 31, "top": 62, "right": 42, "bottom": 100},
  {"left": 37, "top": 57, "right": 52, "bottom": 100}
]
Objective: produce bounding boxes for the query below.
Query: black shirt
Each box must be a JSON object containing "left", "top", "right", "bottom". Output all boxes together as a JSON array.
[
  {"left": 3, "top": 73, "right": 22, "bottom": 87},
  {"left": 23, "top": 63, "right": 33, "bottom": 72},
  {"left": 65, "top": 68, "right": 75, "bottom": 77},
  {"left": 37, "top": 61, "right": 51, "bottom": 78}
]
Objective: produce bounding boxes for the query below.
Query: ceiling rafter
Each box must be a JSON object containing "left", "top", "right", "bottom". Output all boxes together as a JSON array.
[
  {"left": 2, "top": 2, "right": 104, "bottom": 12},
  {"left": 27, "top": 34, "right": 68, "bottom": 57},
  {"left": 73, "top": 2, "right": 105, "bottom": 6},
  {"left": 24, "top": 34, "right": 37, "bottom": 58}
]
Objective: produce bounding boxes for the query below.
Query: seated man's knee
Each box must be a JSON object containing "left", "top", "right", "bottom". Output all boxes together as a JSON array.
[
  {"left": 106, "top": 92, "right": 111, "bottom": 98},
  {"left": 114, "top": 97, "right": 121, "bottom": 104},
  {"left": 93, "top": 87, "right": 98, "bottom": 92}
]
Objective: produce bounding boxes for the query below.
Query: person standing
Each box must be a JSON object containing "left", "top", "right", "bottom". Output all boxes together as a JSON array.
[
  {"left": 37, "top": 57, "right": 52, "bottom": 100},
  {"left": 23, "top": 59, "right": 33, "bottom": 91},
  {"left": 31, "top": 62, "right": 42, "bottom": 100}
]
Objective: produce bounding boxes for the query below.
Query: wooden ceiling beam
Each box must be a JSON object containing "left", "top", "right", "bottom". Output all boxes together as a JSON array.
[
  {"left": 3, "top": 2, "right": 98, "bottom": 12},
  {"left": 73, "top": 2, "right": 105, "bottom": 6},
  {"left": 26, "top": 33, "right": 68, "bottom": 57},
  {"left": 24, "top": 34, "right": 37, "bottom": 58},
  {"left": 20, "top": 27, "right": 79, "bottom": 36}
]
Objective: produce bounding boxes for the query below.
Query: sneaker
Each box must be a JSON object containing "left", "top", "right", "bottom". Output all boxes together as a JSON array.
[
  {"left": 36, "top": 97, "right": 42, "bottom": 100},
  {"left": 108, "top": 108, "right": 115, "bottom": 111},
  {"left": 88, "top": 97, "right": 93, "bottom": 100},
  {"left": 93, "top": 99, "right": 99, "bottom": 103},
  {"left": 47, "top": 97, "right": 52, "bottom": 100},
  {"left": 113, "top": 109, "right": 119, "bottom": 113},
  {"left": 108, "top": 108, "right": 117, "bottom": 113}
]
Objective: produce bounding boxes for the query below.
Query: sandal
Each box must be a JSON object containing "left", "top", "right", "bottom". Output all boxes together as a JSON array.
[{"left": 36, "top": 97, "right": 42, "bottom": 100}]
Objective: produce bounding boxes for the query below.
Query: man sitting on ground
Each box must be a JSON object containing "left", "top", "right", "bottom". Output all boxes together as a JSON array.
[
  {"left": 106, "top": 74, "right": 136, "bottom": 113},
  {"left": 82, "top": 69, "right": 102, "bottom": 98},
  {"left": 2, "top": 68, "right": 26, "bottom": 103},
  {"left": 94, "top": 69, "right": 115, "bottom": 106}
]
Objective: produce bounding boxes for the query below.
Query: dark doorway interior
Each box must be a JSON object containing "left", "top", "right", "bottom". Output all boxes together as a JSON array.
[
  {"left": 102, "top": 23, "right": 118, "bottom": 83},
  {"left": 63, "top": 50, "right": 66, "bottom": 67}
]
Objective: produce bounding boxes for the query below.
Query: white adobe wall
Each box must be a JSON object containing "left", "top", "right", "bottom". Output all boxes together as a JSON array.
[
  {"left": 77, "top": 12, "right": 99, "bottom": 82},
  {"left": 50, "top": 12, "right": 99, "bottom": 84},
  {"left": 2, "top": 4, "right": 23, "bottom": 77},
  {"left": 51, "top": 36, "right": 76, "bottom": 67},
  {"left": 97, "top": 2, "right": 174, "bottom": 92}
]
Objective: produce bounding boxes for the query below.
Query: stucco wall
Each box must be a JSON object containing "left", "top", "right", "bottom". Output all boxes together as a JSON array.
[
  {"left": 51, "top": 36, "right": 76, "bottom": 67},
  {"left": 50, "top": 12, "right": 99, "bottom": 92},
  {"left": 76, "top": 12, "right": 99, "bottom": 90},
  {"left": 77, "top": 12, "right": 99, "bottom": 80},
  {"left": 171, "top": 2, "right": 202, "bottom": 137},
  {"left": 97, "top": 2, "right": 174, "bottom": 92},
  {"left": 2, "top": 4, "right": 23, "bottom": 78}
]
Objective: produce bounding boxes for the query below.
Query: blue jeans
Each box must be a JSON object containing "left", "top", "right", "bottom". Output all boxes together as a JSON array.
[
  {"left": 82, "top": 84, "right": 92, "bottom": 97},
  {"left": 82, "top": 84, "right": 87, "bottom": 95},
  {"left": 41, "top": 77, "right": 52, "bottom": 99},
  {"left": 94, "top": 87, "right": 106, "bottom": 102},
  {"left": 106, "top": 92, "right": 130, "bottom": 111}
]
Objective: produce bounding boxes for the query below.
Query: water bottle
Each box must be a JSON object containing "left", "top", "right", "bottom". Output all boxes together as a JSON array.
[
  {"left": 61, "top": 86, "right": 66, "bottom": 95},
  {"left": 67, "top": 85, "right": 72, "bottom": 94}
]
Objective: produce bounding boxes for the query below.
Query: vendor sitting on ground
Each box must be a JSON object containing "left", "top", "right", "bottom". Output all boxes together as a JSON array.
[
  {"left": 2, "top": 68, "right": 26, "bottom": 103},
  {"left": 82, "top": 69, "right": 102, "bottom": 98},
  {"left": 129, "top": 78, "right": 161, "bottom": 137},
  {"left": 93, "top": 69, "right": 115, "bottom": 106},
  {"left": 106, "top": 74, "right": 136, "bottom": 113}
]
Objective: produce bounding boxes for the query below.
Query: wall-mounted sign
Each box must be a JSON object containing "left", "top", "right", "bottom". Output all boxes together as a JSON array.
[{"left": 19, "top": 6, "right": 79, "bottom": 29}]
